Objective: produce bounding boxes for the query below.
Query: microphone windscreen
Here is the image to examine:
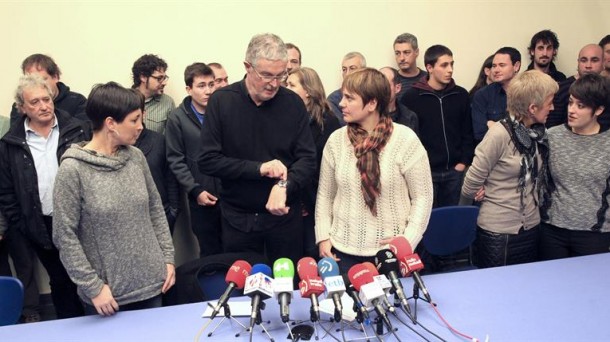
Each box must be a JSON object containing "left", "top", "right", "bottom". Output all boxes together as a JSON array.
[
  {"left": 251, "top": 264, "right": 272, "bottom": 277},
  {"left": 361, "top": 262, "right": 379, "bottom": 276},
  {"left": 388, "top": 236, "right": 413, "bottom": 260},
  {"left": 347, "top": 264, "right": 374, "bottom": 292},
  {"left": 375, "top": 249, "right": 400, "bottom": 277},
  {"left": 272, "top": 258, "right": 295, "bottom": 278},
  {"left": 297, "top": 257, "right": 319, "bottom": 279},
  {"left": 317, "top": 257, "right": 340, "bottom": 279},
  {"left": 225, "top": 260, "right": 252, "bottom": 289}
]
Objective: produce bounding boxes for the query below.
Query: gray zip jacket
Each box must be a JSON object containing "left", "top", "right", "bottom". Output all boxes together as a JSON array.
[{"left": 53, "top": 143, "right": 174, "bottom": 305}]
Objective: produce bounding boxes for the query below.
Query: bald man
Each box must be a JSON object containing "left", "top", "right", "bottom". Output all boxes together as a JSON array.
[{"left": 546, "top": 44, "right": 604, "bottom": 128}]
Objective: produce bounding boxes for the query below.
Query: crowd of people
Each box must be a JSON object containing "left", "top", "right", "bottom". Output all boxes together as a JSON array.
[{"left": 0, "top": 29, "right": 609, "bottom": 322}]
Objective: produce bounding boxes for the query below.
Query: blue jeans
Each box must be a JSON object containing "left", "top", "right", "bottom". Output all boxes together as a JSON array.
[{"left": 431, "top": 168, "right": 463, "bottom": 208}]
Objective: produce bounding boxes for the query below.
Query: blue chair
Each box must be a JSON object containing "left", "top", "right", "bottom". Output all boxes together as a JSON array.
[
  {"left": 0, "top": 276, "right": 24, "bottom": 326},
  {"left": 421, "top": 205, "right": 479, "bottom": 272}
]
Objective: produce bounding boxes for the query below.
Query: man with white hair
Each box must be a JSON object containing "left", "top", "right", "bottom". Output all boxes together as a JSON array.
[{"left": 198, "top": 33, "right": 316, "bottom": 264}]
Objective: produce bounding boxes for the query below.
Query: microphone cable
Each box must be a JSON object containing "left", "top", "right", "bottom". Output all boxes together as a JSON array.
[
  {"left": 194, "top": 318, "right": 213, "bottom": 342},
  {"left": 396, "top": 304, "right": 446, "bottom": 342},
  {"left": 430, "top": 301, "right": 480, "bottom": 342},
  {"left": 391, "top": 308, "right": 431, "bottom": 342}
]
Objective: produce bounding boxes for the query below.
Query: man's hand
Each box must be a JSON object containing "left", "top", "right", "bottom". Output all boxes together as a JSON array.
[
  {"left": 91, "top": 284, "right": 119, "bottom": 316},
  {"left": 260, "top": 159, "right": 287, "bottom": 180},
  {"left": 266, "top": 184, "right": 290, "bottom": 216},
  {"left": 454, "top": 163, "right": 466, "bottom": 172},
  {"left": 162, "top": 264, "right": 176, "bottom": 294},
  {"left": 196, "top": 191, "right": 218, "bottom": 206}
]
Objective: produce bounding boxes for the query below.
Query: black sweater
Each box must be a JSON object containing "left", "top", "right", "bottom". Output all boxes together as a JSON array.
[
  {"left": 198, "top": 80, "right": 316, "bottom": 212},
  {"left": 401, "top": 78, "right": 474, "bottom": 171}
]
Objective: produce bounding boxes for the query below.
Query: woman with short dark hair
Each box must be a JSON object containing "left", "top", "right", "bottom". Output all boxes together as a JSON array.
[
  {"left": 540, "top": 73, "right": 610, "bottom": 259},
  {"left": 53, "top": 82, "right": 175, "bottom": 316}
]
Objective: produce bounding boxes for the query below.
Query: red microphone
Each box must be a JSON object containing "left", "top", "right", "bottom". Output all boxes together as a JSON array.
[
  {"left": 297, "top": 257, "right": 325, "bottom": 321},
  {"left": 389, "top": 236, "right": 413, "bottom": 277},
  {"left": 348, "top": 264, "right": 393, "bottom": 330},
  {"left": 209, "top": 260, "right": 252, "bottom": 319},
  {"left": 389, "top": 237, "right": 432, "bottom": 303}
]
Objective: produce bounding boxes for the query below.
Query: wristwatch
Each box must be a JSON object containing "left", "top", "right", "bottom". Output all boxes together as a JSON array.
[{"left": 277, "top": 180, "right": 289, "bottom": 188}]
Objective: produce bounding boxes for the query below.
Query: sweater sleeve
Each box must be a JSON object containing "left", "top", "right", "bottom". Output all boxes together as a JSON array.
[
  {"left": 137, "top": 149, "right": 175, "bottom": 265},
  {"left": 400, "top": 136, "right": 433, "bottom": 248},
  {"left": 52, "top": 159, "right": 105, "bottom": 299},
  {"left": 314, "top": 132, "right": 339, "bottom": 244},
  {"left": 462, "top": 123, "right": 506, "bottom": 198}
]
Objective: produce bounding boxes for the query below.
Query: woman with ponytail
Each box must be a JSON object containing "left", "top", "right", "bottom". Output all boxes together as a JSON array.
[{"left": 314, "top": 68, "right": 433, "bottom": 273}]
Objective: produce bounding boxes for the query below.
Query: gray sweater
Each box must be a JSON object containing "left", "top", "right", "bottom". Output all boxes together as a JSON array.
[
  {"left": 546, "top": 125, "right": 610, "bottom": 232},
  {"left": 53, "top": 143, "right": 175, "bottom": 305}
]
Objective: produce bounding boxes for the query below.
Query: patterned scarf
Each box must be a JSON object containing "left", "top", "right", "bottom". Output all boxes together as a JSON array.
[
  {"left": 347, "top": 116, "right": 394, "bottom": 216},
  {"left": 501, "top": 116, "right": 549, "bottom": 210}
]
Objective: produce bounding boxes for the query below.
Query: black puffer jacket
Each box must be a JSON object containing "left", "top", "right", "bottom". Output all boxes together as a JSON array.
[{"left": 0, "top": 110, "right": 90, "bottom": 249}]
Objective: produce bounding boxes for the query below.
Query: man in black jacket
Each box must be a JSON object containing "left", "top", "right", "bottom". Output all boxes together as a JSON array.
[
  {"left": 379, "top": 66, "right": 419, "bottom": 135},
  {"left": 198, "top": 33, "right": 316, "bottom": 265},
  {"left": 402, "top": 45, "right": 474, "bottom": 208},
  {"left": 9, "top": 54, "right": 87, "bottom": 126},
  {"left": 0, "top": 75, "right": 89, "bottom": 319},
  {"left": 166, "top": 63, "right": 222, "bottom": 256}
]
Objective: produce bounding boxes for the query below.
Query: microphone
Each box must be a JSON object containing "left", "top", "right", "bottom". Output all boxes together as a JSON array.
[
  {"left": 404, "top": 253, "right": 432, "bottom": 303},
  {"left": 209, "top": 260, "right": 252, "bottom": 319},
  {"left": 243, "top": 264, "right": 274, "bottom": 329},
  {"left": 348, "top": 264, "right": 392, "bottom": 330},
  {"left": 361, "top": 262, "right": 395, "bottom": 314},
  {"left": 342, "top": 274, "right": 370, "bottom": 324},
  {"left": 317, "top": 257, "right": 345, "bottom": 320},
  {"left": 273, "top": 258, "right": 295, "bottom": 323},
  {"left": 375, "top": 249, "right": 412, "bottom": 316},
  {"left": 388, "top": 236, "right": 413, "bottom": 277},
  {"left": 389, "top": 236, "right": 432, "bottom": 303},
  {"left": 297, "top": 257, "right": 325, "bottom": 321}
]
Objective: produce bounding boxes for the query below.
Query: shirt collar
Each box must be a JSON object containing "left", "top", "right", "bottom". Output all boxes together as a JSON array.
[{"left": 24, "top": 114, "right": 58, "bottom": 134}]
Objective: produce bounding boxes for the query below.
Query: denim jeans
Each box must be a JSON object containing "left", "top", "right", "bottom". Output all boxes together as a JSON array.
[{"left": 431, "top": 168, "right": 464, "bottom": 208}]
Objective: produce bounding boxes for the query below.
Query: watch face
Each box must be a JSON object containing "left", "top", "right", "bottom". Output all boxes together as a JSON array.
[{"left": 278, "top": 180, "right": 288, "bottom": 188}]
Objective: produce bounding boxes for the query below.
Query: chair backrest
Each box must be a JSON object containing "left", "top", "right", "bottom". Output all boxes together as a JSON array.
[
  {"left": 0, "top": 276, "right": 24, "bottom": 326},
  {"left": 422, "top": 205, "right": 479, "bottom": 256}
]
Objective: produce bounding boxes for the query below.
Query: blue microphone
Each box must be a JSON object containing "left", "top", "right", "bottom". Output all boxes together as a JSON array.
[
  {"left": 317, "top": 257, "right": 345, "bottom": 317},
  {"left": 243, "top": 264, "right": 273, "bottom": 328}
]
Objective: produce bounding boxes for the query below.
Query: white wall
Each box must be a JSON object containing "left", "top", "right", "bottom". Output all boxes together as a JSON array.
[{"left": 1, "top": 1, "right": 609, "bottom": 117}]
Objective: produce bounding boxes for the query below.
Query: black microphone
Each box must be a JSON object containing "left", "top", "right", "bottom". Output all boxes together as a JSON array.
[{"left": 375, "top": 249, "right": 412, "bottom": 316}]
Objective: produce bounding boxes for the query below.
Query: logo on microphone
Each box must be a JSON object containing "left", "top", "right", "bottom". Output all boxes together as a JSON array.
[
  {"left": 274, "top": 262, "right": 291, "bottom": 272},
  {"left": 318, "top": 259, "right": 333, "bottom": 274},
  {"left": 385, "top": 250, "right": 393, "bottom": 259}
]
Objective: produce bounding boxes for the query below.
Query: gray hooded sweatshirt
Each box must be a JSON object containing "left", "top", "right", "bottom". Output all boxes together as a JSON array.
[{"left": 53, "top": 143, "right": 174, "bottom": 305}]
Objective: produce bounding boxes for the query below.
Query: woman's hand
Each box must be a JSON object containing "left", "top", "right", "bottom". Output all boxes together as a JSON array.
[
  {"left": 475, "top": 186, "right": 485, "bottom": 202},
  {"left": 91, "top": 284, "right": 119, "bottom": 316},
  {"left": 162, "top": 264, "right": 176, "bottom": 293},
  {"left": 318, "top": 239, "right": 340, "bottom": 261}
]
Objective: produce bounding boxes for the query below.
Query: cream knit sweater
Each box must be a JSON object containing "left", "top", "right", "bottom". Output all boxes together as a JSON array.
[{"left": 315, "top": 124, "right": 433, "bottom": 256}]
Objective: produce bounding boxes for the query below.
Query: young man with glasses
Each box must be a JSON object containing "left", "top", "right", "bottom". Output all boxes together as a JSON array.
[
  {"left": 166, "top": 63, "right": 221, "bottom": 257},
  {"left": 131, "top": 54, "right": 175, "bottom": 134},
  {"left": 198, "top": 33, "right": 316, "bottom": 266}
]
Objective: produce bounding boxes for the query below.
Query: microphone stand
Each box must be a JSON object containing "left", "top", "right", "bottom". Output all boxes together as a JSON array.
[
  {"left": 247, "top": 301, "right": 274, "bottom": 342},
  {"left": 205, "top": 301, "right": 249, "bottom": 338},
  {"left": 407, "top": 283, "right": 434, "bottom": 323}
]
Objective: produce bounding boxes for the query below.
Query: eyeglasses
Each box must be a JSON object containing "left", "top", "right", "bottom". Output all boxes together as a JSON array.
[
  {"left": 249, "top": 64, "right": 287, "bottom": 83},
  {"left": 149, "top": 75, "right": 169, "bottom": 82}
]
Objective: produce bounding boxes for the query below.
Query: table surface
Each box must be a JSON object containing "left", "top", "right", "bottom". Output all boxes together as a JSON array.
[{"left": 1, "top": 253, "right": 609, "bottom": 342}]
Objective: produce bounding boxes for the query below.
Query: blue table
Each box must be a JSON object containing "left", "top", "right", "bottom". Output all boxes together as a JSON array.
[{"left": 1, "top": 253, "right": 609, "bottom": 341}]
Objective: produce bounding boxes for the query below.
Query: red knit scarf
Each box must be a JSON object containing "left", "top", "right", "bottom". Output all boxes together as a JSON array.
[{"left": 347, "top": 116, "right": 394, "bottom": 216}]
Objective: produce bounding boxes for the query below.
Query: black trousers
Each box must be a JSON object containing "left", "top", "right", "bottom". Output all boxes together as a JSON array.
[
  {"left": 221, "top": 204, "right": 304, "bottom": 267},
  {"left": 539, "top": 222, "right": 610, "bottom": 260},
  {"left": 189, "top": 201, "right": 223, "bottom": 257},
  {"left": 475, "top": 225, "right": 539, "bottom": 268},
  {"left": 3, "top": 227, "right": 41, "bottom": 316},
  {"left": 332, "top": 248, "right": 376, "bottom": 275},
  {"left": 33, "top": 216, "right": 84, "bottom": 318}
]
